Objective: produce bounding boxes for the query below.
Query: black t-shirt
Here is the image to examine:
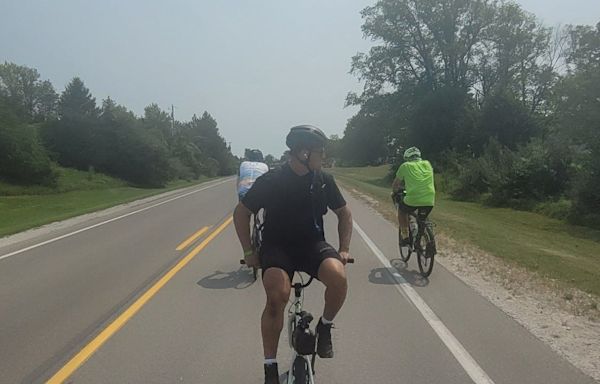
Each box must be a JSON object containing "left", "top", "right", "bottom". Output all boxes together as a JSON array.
[{"left": 242, "top": 164, "right": 346, "bottom": 246}]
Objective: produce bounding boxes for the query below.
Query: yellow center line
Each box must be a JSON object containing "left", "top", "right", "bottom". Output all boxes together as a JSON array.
[
  {"left": 46, "top": 217, "right": 233, "bottom": 384},
  {"left": 176, "top": 226, "right": 210, "bottom": 250}
]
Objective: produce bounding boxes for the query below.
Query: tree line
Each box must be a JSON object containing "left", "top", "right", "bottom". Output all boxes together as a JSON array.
[
  {"left": 0, "top": 63, "right": 237, "bottom": 188},
  {"left": 339, "top": 0, "right": 600, "bottom": 228}
]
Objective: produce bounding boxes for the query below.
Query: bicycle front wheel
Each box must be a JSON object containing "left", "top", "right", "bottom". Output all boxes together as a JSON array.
[
  {"left": 292, "top": 356, "right": 309, "bottom": 384},
  {"left": 416, "top": 226, "right": 435, "bottom": 277}
]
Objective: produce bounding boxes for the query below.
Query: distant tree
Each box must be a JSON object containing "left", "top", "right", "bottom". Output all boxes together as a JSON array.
[
  {"left": 264, "top": 154, "right": 275, "bottom": 166},
  {"left": 409, "top": 86, "right": 475, "bottom": 159},
  {"left": 95, "top": 97, "right": 170, "bottom": 187},
  {"left": 58, "top": 77, "right": 98, "bottom": 120},
  {"left": 478, "top": 91, "right": 539, "bottom": 150},
  {"left": 346, "top": 0, "right": 561, "bottom": 163},
  {"left": 565, "top": 22, "right": 600, "bottom": 73},
  {"left": 43, "top": 78, "right": 99, "bottom": 170},
  {"left": 479, "top": 3, "right": 557, "bottom": 112},
  {"left": 556, "top": 23, "right": 600, "bottom": 226},
  {"left": 188, "top": 112, "right": 236, "bottom": 175},
  {"left": 0, "top": 62, "right": 58, "bottom": 121},
  {"left": 142, "top": 103, "right": 172, "bottom": 142},
  {"left": 0, "top": 100, "right": 56, "bottom": 185}
]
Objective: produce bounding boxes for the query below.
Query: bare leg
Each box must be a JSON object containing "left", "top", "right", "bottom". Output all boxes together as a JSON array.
[
  {"left": 317, "top": 258, "right": 348, "bottom": 321},
  {"left": 398, "top": 208, "right": 409, "bottom": 240},
  {"left": 261, "top": 268, "right": 291, "bottom": 358}
]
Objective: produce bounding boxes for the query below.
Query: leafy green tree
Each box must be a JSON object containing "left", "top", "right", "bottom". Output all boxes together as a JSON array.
[
  {"left": 480, "top": 3, "right": 560, "bottom": 113},
  {"left": 554, "top": 23, "right": 600, "bottom": 226},
  {"left": 58, "top": 77, "right": 98, "bottom": 120},
  {"left": 188, "top": 112, "right": 236, "bottom": 175},
  {"left": 409, "top": 86, "right": 475, "bottom": 159},
  {"left": 341, "top": 112, "right": 389, "bottom": 166},
  {"left": 0, "top": 100, "right": 56, "bottom": 185},
  {"left": 142, "top": 103, "right": 172, "bottom": 142},
  {"left": 479, "top": 91, "right": 539, "bottom": 150},
  {"left": 264, "top": 154, "right": 276, "bottom": 166},
  {"left": 95, "top": 97, "right": 170, "bottom": 187},
  {"left": 0, "top": 62, "right": 58, "bottom": 121},
  {"left": 352, "top": 0, "right": 495, "bottom": 97},
  {"left": 566, "top": 22, "right": 600, "bottom": 72},
  {"left": 346, "top": 0, "right": 560, "bottom": 163},
  {"left": 43, "top": 78, "right": 99, "bottom": 170}
]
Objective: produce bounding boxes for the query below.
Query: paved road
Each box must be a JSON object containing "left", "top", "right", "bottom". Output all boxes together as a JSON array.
[{"left": 0, "top": 177, "right": 595, "bottom": 383}]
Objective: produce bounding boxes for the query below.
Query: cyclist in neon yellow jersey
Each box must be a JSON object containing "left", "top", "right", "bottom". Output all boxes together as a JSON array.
[{"left": 392, "top": 147, "right": 435, "bottom": 245}]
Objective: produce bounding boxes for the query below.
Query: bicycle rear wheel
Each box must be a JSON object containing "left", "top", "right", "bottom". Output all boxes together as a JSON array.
[
  {"left": 292, "top": 356, "right": 309, "bottom": 384},
  {"left": 416, "top": 226, "right": 435, "bottom": 277}
]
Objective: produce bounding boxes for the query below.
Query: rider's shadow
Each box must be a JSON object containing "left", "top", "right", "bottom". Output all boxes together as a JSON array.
[
  {"left": 197, "top": 268, "right": 256, "bottom": 290},
  {"left": 369, "top": 264, "right": 429, "bottom": 287}
]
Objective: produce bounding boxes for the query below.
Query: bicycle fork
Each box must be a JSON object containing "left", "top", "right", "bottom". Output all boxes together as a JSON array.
[{"left": 286, "top": 286, "right": 316, "bottom": 383}]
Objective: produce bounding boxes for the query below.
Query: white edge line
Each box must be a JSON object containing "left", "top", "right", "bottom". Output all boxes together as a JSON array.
[
  {"left": 353, "top": 220, "right": 496, "bottom": 384},
  {"left": 0, "top": 178, "right": 233, "bottom": 262}
]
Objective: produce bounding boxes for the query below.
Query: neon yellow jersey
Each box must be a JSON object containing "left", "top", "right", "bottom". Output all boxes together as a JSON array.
[{"left": 395, "top": 160, "right": 435, "bottom": 207}]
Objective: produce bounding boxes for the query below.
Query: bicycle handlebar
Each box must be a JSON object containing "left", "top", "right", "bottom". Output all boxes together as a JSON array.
[{"left": 241, "top": 258, "right": 354, "bottom": 265}]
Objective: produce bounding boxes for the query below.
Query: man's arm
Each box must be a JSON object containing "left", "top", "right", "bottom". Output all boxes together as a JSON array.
[
  {"left": 333, "top": 205, "right": 352, "bottom": 263},
  {"left": 392, "top": 164, "right": 405, "bottom": 193},
  {"left": 233, "top": 202, "right": 258, "bottom": 266}
]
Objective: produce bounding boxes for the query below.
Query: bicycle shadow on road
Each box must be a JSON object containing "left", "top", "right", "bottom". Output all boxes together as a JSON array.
[
  {"left": 197, "top": 268, "right": 256, "bottom": 290},
  {"left": 369, "top": 263, "right": 429, "bottom": 287}
]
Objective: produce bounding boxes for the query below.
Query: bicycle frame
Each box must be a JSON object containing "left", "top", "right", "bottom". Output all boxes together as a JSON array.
[
  {"left": 393, "top": 191, "right": 429, "bottom": 248},
  {"left": 408, "top": 211, "right": 427, "bottom": 247},
  {"left": 286, "top": 275, "right": 316, "bottom": 384}
]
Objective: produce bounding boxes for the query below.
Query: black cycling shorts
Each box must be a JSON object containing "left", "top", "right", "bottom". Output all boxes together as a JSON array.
[
  {"left": 398, "top": 200, "right": 433, "bottom": 218},
  {"left": 259, "top": 241, "right": 341, "bottom": 281}
]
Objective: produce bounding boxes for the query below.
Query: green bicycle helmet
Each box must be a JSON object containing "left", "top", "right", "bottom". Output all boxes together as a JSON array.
[{"left": 403, "top": 146, "right": 421, "bottom": 161}]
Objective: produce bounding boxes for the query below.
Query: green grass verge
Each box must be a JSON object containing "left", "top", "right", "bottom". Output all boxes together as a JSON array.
[
  {"left": 330, "top": 165, "right": 600, "bottom": 297},
  {"left": 0, "top": 167, "right": 215, "bottom": 237}
]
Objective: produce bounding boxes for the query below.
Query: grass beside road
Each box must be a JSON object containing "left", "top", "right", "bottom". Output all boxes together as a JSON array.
[
  {"left": 0, "top": 167, "right": 214, "bottom": 237},
  {"left": 330, "top": 165, "right": 600, "bottom": 297}
]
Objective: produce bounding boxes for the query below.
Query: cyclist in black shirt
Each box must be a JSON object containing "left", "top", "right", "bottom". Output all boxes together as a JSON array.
[{"left": 233, "top": 125, "right": 353, "bottom": 384}]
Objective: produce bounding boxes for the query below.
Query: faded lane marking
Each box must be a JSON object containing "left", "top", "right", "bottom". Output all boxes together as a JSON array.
[
  {"left": 176, "top": 226, "right": 210, "bottom": 250},
  {"left": 46, "top": 217, "right": 233, "bottom": 384},
  {"left": 0, "top": 178, "right": 232, "bottom": 262}
]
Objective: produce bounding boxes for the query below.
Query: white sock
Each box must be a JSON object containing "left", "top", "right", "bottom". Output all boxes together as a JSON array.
[
  {"left": 320, "top": 316, "right": 334, "bottom": 325},
  {"left": 264, "top": 358, "right": 277, "bottom": 365}
]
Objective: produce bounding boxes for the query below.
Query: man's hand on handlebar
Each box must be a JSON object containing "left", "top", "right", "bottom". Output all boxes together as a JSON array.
[
  {"left": 339, "top": 250, "right": 354, "bottom": 265},
  {"left": 243, "top": 249, "right": 260, "bottom": 268}
]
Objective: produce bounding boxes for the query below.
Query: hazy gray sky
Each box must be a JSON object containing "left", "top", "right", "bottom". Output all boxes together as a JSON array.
[{"left": 1, "top": 1, "right": 598, "bottom": 157}]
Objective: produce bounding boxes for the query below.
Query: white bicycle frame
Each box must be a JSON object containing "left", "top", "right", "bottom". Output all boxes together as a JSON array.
[{"left": 286, "top": 278, "right": 315, "bottom": 384}]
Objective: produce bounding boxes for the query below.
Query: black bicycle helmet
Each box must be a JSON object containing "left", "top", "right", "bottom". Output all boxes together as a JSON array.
[
  {"left": 286, "top": 125, "right": 327, "bottom": 151},
  {"left": 247, "top": 149, "right": 264, "bottom": 162}
]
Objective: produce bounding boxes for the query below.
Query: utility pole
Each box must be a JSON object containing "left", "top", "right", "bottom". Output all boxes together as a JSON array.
[{"left": 171, "top": 104, "right": 175, "bottom": 136}]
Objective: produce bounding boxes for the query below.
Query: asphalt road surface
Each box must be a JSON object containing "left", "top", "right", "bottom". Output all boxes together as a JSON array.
[{"left": 0, "top": 177, "right": 595, "bottom": 383}]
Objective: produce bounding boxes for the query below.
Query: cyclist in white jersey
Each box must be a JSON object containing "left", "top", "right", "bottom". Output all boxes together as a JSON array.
[{"left": 238, "top": 149, "right": 269, "bottom": 201}]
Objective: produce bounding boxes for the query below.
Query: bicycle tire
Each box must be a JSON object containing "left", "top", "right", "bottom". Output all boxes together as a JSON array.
[
  {"left": 417, "top": 226, "right": 435, "bottom": 277},
  {"left": 292, "top": 356, "right": 309, "bottom": 384},
  {"left": 398, "top": 226, "right": 411, "bottom": 262}
]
